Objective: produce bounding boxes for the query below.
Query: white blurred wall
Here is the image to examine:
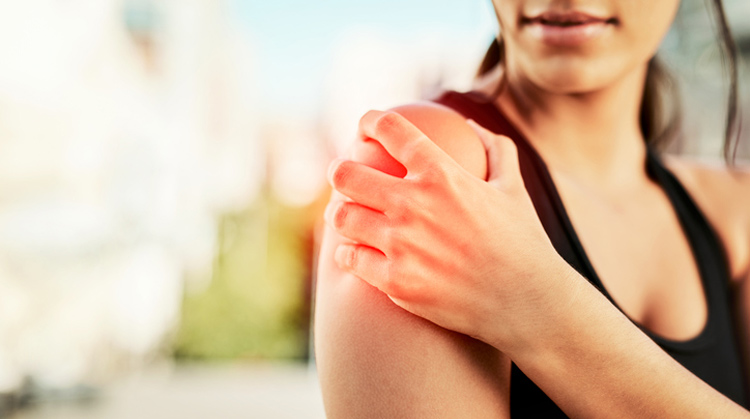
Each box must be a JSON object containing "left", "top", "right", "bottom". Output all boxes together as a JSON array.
[{"left": 0, "top": 0, "right": 261, "bottom": 391}]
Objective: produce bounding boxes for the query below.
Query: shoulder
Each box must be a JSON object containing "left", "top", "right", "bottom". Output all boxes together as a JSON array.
[
  {"left": 314, "top": 101, "right": 508, "bottom": 417},
  {"left": 662, "top": 154, "right": 750, "bottom": 282},
  {"left": 350, "top": 100, "right": 488, "bottom": 180},
  {"left": 315, "top": 225, "right": 510, "bottom": 417}
]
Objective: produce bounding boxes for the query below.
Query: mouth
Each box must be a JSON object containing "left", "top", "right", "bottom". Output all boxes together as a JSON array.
[
  {"left": 521, "top": 10, "right": 618, "bottom": 27},
  {"left": 520, "top": 10, "right": 618, "bottom": 47}
]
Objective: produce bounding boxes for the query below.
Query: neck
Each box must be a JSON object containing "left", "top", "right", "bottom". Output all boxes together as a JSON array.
[{"left": 492, "top": 63, "right": 649, "bottom": 189}]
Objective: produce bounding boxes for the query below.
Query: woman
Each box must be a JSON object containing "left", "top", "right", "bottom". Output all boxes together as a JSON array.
[{"left": 315, "top": 0, "right": 750, "bottom": 417}]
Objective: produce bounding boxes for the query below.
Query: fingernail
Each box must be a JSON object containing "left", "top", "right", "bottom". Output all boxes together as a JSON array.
[
  {"left": 327, "top": 158, "right": 344, "bottom": 185},
  {"left": 324, "top": 201, "right": 339, "bottom": 225}
]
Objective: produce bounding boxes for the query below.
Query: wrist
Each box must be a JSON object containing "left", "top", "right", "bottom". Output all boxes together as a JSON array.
[{"left": 492, "top": 256, "right": 589, "bottom": 359}]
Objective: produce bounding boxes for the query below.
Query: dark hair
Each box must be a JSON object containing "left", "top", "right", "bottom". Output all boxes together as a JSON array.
[{"left": 477, "top": 0, "right": 742, "bottom": 164}]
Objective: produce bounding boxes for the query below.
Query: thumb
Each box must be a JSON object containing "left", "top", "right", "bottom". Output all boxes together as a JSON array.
[{"left": 466, "top": 119, "right": 521, "bottom": 189}]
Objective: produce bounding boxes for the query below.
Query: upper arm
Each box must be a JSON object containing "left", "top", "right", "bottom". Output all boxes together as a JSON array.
[{"left": 314, "top": 102, "right": 509, "bottom": 418}]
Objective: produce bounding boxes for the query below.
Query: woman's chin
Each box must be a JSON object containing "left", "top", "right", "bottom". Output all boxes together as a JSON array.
[
  {"left": 528, "top": 68, "right": 614, "bottom": 95},
  {"left": 524, "top": 54, "right": 634, "bottom": 95}
]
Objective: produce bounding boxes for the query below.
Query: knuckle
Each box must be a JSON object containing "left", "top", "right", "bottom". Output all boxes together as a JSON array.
[
  {"left": 382, "top": 225, "right": 403, "bottom": 256},
  {"left": 416, "top": 168, "right": 451, "bottom": 203},
  {"left": 383, "top": 262, "right": 403, "bottom": 296},
  {"left": 422, "top": 163, "right": 448, "bottom": 185},
  {"left": 385, "top": 280, "right": 403, "bottom": 299},
  {"left": 400, "top": 132, "right": 430, "bottom": 162},
  {"left": 390, "top": 193, "right": 416, "bottom": 221},
  {"left": 332, "top": 202, "right": 349, "bottom": 229}
]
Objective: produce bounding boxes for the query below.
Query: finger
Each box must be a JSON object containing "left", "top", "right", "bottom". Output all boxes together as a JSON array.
[
  {"left": 467, "top": 119, "right": 521, "bottom": 189},
  {"left": 327, "top": 158, "right": 400, "bottom": 212},
  {"left": 324, "top": 200, "right": 389, "bottom": 250},
  {"left": 358, "top": 110, "right": 452, "bottom": 175},
  {"left": 335, "top": 244, "right": 392, "bottom": 293}
]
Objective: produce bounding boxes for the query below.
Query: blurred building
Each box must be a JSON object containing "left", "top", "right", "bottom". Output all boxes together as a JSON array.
[{"left": 0, "top": 0, "right": 261, "bottom": 396}]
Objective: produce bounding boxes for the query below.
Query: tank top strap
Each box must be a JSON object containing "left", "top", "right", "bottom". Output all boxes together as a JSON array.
[
  {"left": 644, "top": 149, "right": 733, "bottom": 299},
  {"left": 644, "top": 149, "right": 734, "bottom": 349}
]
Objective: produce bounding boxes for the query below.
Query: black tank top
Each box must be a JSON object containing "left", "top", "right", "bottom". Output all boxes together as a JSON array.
[{"left": 433, "top": 90, "right": 748, "bottom": 416}]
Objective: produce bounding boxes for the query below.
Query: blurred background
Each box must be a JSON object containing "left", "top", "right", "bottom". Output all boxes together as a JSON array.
[{"left": 0, "top": 0, "right": 747, "bottom": 418}]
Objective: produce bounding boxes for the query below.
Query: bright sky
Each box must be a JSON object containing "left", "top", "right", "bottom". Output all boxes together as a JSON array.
[{"left": 234, "top": 0, "right": 495, "bottom": 116}]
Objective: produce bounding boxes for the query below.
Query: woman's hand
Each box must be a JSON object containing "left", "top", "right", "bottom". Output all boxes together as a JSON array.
[{"left": 324, "top": 110, "right": 575, "bottom": 352}]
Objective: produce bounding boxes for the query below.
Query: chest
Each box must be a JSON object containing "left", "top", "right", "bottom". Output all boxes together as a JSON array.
[{"left": 552, "top": 175, "right": 709, "bottom": 342}]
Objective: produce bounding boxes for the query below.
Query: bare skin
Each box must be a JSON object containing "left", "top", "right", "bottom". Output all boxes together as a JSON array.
[
  {"left": 315, "top": 0, "right": 750, "bottom": 417},
  {"left": 315, "top": 105, "right": 513, "bottom": 418}
]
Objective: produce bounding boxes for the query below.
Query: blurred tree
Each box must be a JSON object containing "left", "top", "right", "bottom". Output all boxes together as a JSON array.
[{"left": 173, "top": 189, "right": 313, "bottom": 361}]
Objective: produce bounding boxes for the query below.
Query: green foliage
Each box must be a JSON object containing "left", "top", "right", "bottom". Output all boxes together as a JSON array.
[{"left": 173, "top": 192, "right": 312, "bottom": 361}]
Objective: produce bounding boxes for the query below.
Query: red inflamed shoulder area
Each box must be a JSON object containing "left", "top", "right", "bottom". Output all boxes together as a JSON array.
[{"left": 351, "top": 102, "right": 488, "bottom": 181}]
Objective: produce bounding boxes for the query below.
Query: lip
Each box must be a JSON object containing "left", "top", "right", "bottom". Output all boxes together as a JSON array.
[
  {"left": 523, "top": 10, "right": 614, "bottom": 25},
  {"left": 521, "top": 10, "right": 617, "bottom": 47}
]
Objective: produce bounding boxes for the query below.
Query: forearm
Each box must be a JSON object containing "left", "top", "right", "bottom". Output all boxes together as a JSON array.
[{"left": 502, "top": 261, "right": 748, "bottom": 418}]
